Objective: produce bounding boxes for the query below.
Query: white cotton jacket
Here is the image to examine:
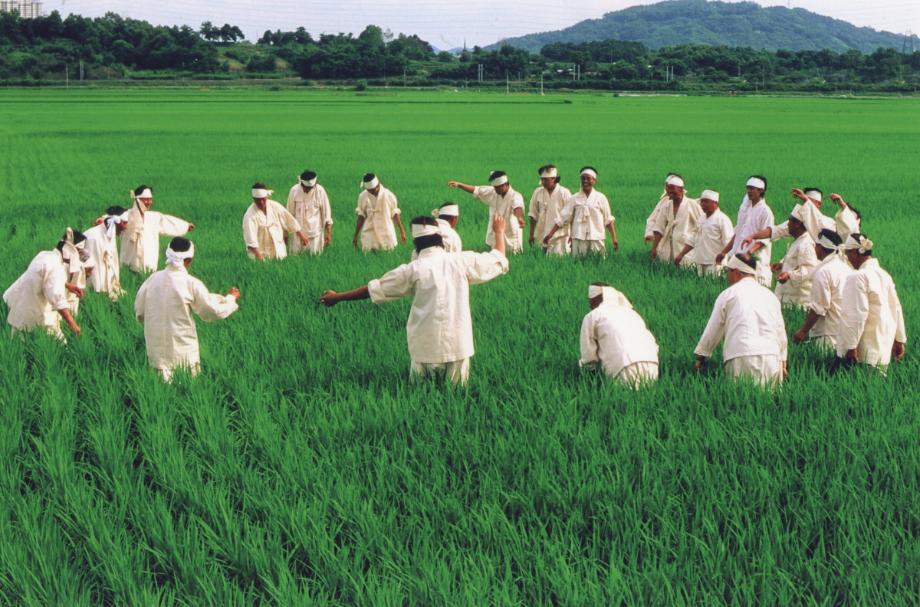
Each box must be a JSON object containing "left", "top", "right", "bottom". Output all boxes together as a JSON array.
[
  {"left": 135, "top": 265, "right": 238, "bottom": 372},
  {"left": 356, "top": 186, "right": 400, "bottom": 251},
  {"left": 695, "top": 278, "right": 788, "bottom": 363},
  {"left": 557, "top": 189, "right": 614, "bottom": 241},
  {"left": 688, "top": 209, "right": 734, "bottom": 267},
  {"left": 287, "top": 183, "right": 333, "bottom": 248},
  {"left": 775, "top": 232, "right": 818, "bottom": 308},
  {"left": 473, "top": 186, "right": 524, "bottom": 252},
  {"left": 644, "top": 193, "right": 670, "bottom": 240},
  {"left": 731, "top": 196, "right": 774, "bottom": 284},
  {"left": 653, "top": 196, "right": 702, "bottom": 263},
  {"left": 836, "top": 258, "right": 906, "bottom": 366},
  {"left": 120, "top": 204, "right": 191, "bottom": 272},
  {"left": 243, "top": 199, "right": 302, "bottom": 260},
  {"left": 368, "top": 247, "right": 509, "bottom": 363},
  {"left": 579, "top": 302, "right": 659, "bottom": 378},
  {"left": 3, "top": 249, "right": 69, "bottom": 335},
  {"left": 529, "top": 184, "right": 572, "bottom": 244},
  {"left": 84, "top": 224, "right": 124, "bottom": 300},
  {"left": 808, "top": 254, "right": 852, "bottom": 344}
]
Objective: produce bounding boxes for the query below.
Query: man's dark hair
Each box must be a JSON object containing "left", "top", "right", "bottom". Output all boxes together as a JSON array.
[
  {"left": 666, "top": 172, "right": 683, "bottom": 180},
  {"left": 134, "top": 184, "right": 152, "bottom": 196},
  {"left": 252, "top": 181, "right": 268, "bottom": 190},
  {"left": 591, "top": 281, "right": 612, "bottom": 287},
  {"left": 169, "top": 237, "right": 192, "bottom": 252},
  {"left": 488, "top": 170, "right": 507, "bottom": 182},
  {"left": 301, "top": 170, "right": 317, "bottom": 181},
  {"left": 537, "top": 164, "right": 560, "bottom": 182},
  {"left": 57, "top": 229, "right": 86, "bottom": 251},
  {"left": 817, "top": 229, "right": 842, "bottom": 248},
  {"left": 734, "top": 254, "right": 757, "bottom": 271},
  {"left": 411, "top": 216, "right": 444, "bottom": 252},
  {"left": 106, "top": 205, "right": 127, "bottom": 216},
  {"left": 848, "top": 232, "right": 872, "bottom": 255},
  {"left": 580, "top": 166, "right": 598, "bottom": 176},
  {"left": 749, "top": 175, "right": 768, "bottom": 193},
  {"left": 363, "top": 172, "right": 376, "bottom": 183}
]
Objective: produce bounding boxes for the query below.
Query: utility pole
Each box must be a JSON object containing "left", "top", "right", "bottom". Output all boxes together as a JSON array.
[
  {"left": 65, "top": 64, "right": 69, "bottom": 88},
  {"left": 79, "top": 60, "right": 84, "bottom": 82},
  {"left": 506, "top": 71, "right": 510, "bottom": 94},
  {"left": 540, "top": 72, "right": 544, "bottom": 96}
]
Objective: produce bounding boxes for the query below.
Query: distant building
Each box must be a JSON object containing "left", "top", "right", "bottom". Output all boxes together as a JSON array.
[{"left": 0, "top": 0, "right": 43, "bottom": 18}]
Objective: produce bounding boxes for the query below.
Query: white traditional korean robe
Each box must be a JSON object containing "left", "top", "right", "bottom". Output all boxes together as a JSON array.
[
  {"left": 644, "top": 193, "right": 669, "bottom": 241},
  {"left": 695, "top": 278, "right": 788, "bottom": 387},
  {"left": 356, "top": 186, "right": 401, "bottom": 251},
  {"left": 836, "top": 258, "right": 906, "bottom": 369},
  {"left": 287, "top": 183, "right": 333, "bottom": 255},
  {"left": 3, "top": 249, "right": 70, "bottom": 339},
  {"left": 84, "top": 224, "right": 125, "bottom": 300},
  {"left": 367, "top": 247, "right": 509, "bottom": 384},
  {"left": 579, "top": 300, "right": 659, "bottom": 387},
  {"left": 473, "top": 186, "right": 525, "bottom": 253},
  {"left": 557, "top": 189, "right": 615, "bottom": 257},
  {"left": 528, "top": 184, "right": 572, "bottom": 255},
  {"left": 243, "top": 199, "right": 302, "bottom": 260},
  {"left": 65, "top": 258, "right": 91, "bottom": 317},
  {"left": 807, "top": 254, "right": 852, "bottom": 349},
  {"left": 135, "top": 265, "right": 238, "bottom": 381},
  {"left": 774, "top": 232, "right": 818, "bottom": 309},
  {"left": 652, "top": 196, "right": 702, "bottom": 265},
  {"left": 731, "top": 196, "right": 774, "bottom": 287},
  {"left": 120, "top": 204, "right": 191, "bottom": 273},
  {"left": 411, "top": 219, "right": 462, "bottom": 260},
  {"left": 688, "top": 209, "right": 734, "bottom": 277}
]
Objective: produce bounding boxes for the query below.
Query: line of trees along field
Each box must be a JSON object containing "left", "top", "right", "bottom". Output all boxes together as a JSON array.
[{"left": 2, "top": 11, "right": 920, "bottom": 91}]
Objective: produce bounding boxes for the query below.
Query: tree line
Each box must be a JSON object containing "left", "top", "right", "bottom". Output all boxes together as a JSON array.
[{"left": 2, "top": 10, "right": 919, "bottom": 92}]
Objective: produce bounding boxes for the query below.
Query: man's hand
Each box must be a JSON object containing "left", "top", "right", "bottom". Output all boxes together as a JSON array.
[
  {"left": 791, "top": 187, "right": 807, "bottom": 201},
  {"left": 829, "top": 193, "right": 845, "bottom": 206},
  {"left": 793, "top": 329, "right": 808, "bottom": 344},
  {"left": 319, "top": 290, "right": 340, "bottom": 307},
  {"left": 741, "top": 236, "right": 755, "bottom": 249},
  {"left": 298, "top": 233, "right": 310, "bottom": 247},
  {"left": 673, "top": 254, "right": 683, "bottom": 267},
  {"left": 325, "top": 233, "right": 332, "bottom": 247},
  {"left": 71, "top": 323, "right": 81, "bottom": 338},
  {"left": 715, "top": 252, "right": 726, "bottom": 265},
  {"left": 228, "top": 287, "right": 241, "bottom": 299},
  {"left": 892, "top": 341, "right": 906, "bottom": 362},
  {"left": 188, "top": 223, "right": 196, "bottom": 231},
  {"left": 771, "top": 262, "right": 783, "bottom": 273},
  {"left": 447, "top": 181, "right": 461, "bottom": 188},
  {"left": 782, "top": 361, "right": 788, "bottom": 379},
  {"left": 649, "top": 247, "right": 658, "bottom": 259},
  {"left": 694, "top": 356, "right": 706, "bottom": 371},
  {"left": 612, "top": 238, "right": 619, "bottom": 252},
  {"left": 542, "top": 235, "right": 551, "bottom": 246},
  {"left": 845, "top": 348, "right": 859, "bottom": 364},
  {"left": 65, "top": 283, "right": 85, "bottom": 299},
  {"left": 352, "top": 235, "right": 359, "bottom": 249},
  {"left": 528, "top": 235, "right": 535, "bottom": 246},
  {"left": 492, "top": 214, "right": 506, "bottom": 235},
  {"left": 644, "top": 235, "right": 653, "bottom": 244},
  {"left": 777, "top": 272, "right": 790, "bottom": 284}
]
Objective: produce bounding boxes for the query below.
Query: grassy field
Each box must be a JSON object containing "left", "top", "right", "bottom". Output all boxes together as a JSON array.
[{"left": 1, "top": 88, "right": 918, "bottom": 605}]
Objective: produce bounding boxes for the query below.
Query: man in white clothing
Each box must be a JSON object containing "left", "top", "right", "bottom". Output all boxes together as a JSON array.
[
  {"left": 528, "top": 164, "right": 572, "bottom": 255},
  {"left": 320, "top": 214, "right": 509, "bottom": 385},
  {"left": 287, "top": 170, "right": 333, "bottom": 255},
  {"left": 412, "top": 202, "right": 462, "bottom": 259},
  {"left": 716, "top": 176, "right": 774, "bottom": 287},
  {"left": 650, "top": 174, "right": 702, "bottom": 265},
  {"left": 771, "top": 205, "right": 818, "bottom": 309},
  {"left": 792, "top": 229, "right": 851, "bottom": 351},
  {"left": 694, "top": 254, "right": 788, "bottom": 387},
  {"left": 578, "top": 282, "right": 659, "bottom": 388},
  {"left": 120, "top": 185, "right": 195, "bottom": 273},
  {"left": 4, "top": 229, "right": 83, "bottom": 339},
  {"left": 836, "top": 233, "right": 906, "bottom": 372},
  {"left": 645, "top": 172, "right": 680, "bottom": 244},
  {"left": 84, "top": 206, "right": 128, "bottom": 301},
  {"left": 543, "top": 167, "right": 618, "bottom": 258},
  {"left": 742, "top": 188, "right": 860, "bottom": 249},
  {"left": 135, "top": 237, "right": 240, "bottom": 382},
  {"left": 244, "top": 182, "right": 310, "bottom": 261},
  {"left": 674, "top": 190, "right": 733, "bottom": 277},
  {"left": 354, "top": 173, "right": 407, "bottom": 251},
  {"left": 448, "top": 171, "right": 526, "bottom": 254}
]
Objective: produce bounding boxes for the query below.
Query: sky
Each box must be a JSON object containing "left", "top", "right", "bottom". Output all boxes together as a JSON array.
[{"left": 44, "top": 0, "right": 919, "bottom": 49}]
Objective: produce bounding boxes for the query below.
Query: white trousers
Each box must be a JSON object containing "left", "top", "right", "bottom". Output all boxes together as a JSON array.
[
  {"left": 615, "top": 362, "right": 659, "bottom": 388},
  {"left": 291, "top": 234, "right": 326, "bottom": 255},
  {"left": 724, "top": 355, "right": 783, "bottom": 387},
  {"left": 543, "top": 238, "right": 570, "bottom": 256},
  {"left": 572, "top": 239, "right": 606, "bottom": 258},
  {"left": 696, "top": 263, "right": 724, "bottom": 278},
  {"left": 157, "top": 363, "right": 201, "bottom": 383},
  {"left": 410, "top": 358, "right": 470, "bottom": 385},
  {"left": 810, "top": 335, "right": 836, "bottom": 352}
]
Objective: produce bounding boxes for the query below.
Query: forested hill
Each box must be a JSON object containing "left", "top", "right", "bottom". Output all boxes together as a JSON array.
[{"left": 490, "top": 0, "right": 919, "bottom": 53}]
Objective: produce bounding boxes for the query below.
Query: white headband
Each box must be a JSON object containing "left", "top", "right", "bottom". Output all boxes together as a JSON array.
[
  {"left": 300, "top": 178, "right": 317, "bottom": 188},
  {"left": 726, "top": 255, "right": 757, "bottom": 275},
  {"left": 587, "top": 285, "right": 631, "bottom": 308},
  {"left": 490, "top": 174, "right": 509, "bottom": 187},
  {"left": 540, "top": 167, "right": 558, "bottom": 179},
  {"left": 746, "top": 177, "right": 766, "bottom": 190},
  {"left": 789, "top": 204, "right": 807, "bottom": 223},
  {"left": 817, "top": 233, "right": 841, "bottom": 251},
  {"left": 411, "top": 223, "right": 441, "bottom": 238},
  {"left": 252, "top": 188, "right": 273, "bottom": 199},
  {"left": 165, "top": 242, "right": 195, "bottom": 267},
  {"left": 434, "top": 204, "right": 459, "bottom": 218},
  {"left": 844, "top": 234, "right": 873, "bottom": 254},
  {"left": 666, "top": 175, "right": 685, "bottom": 188},
  {"left": 700, "top": 189, "right": 720, "bottom": 202},
  {"left": 133, "top": 188, "right": 153, "bottom": 200},
  {"left": 362, "top": 176, "right": 380, "bottom": 190},
  {"left": 60, "top": 227, "right": 83, "bottom": 274},
  {"left": 804, "top": 189, "right": 823, "bottom": 202},
  {"left": 580, "top": 168, "right": 598, "bottom": 180}
]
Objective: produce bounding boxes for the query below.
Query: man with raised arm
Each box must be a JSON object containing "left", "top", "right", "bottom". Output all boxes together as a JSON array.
[
  {"left": 448, "top": 170, "right": 525, "bottom": 254},
  {"left": 120, "top": 184, "right": 194, "bottom": 273}
]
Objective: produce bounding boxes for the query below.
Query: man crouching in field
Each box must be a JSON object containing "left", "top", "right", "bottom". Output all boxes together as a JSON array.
[
  {"left": 578, "top": 282, "right": 659, "bottom": 388},
  {"left": 135, "top": 237, "right": 240, "bottom": 382},
  {"left": 320, "top": 215, "right": 510, "bottom": 385}
]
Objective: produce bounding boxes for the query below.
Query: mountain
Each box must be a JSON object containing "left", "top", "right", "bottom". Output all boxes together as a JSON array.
[{"left": 489, "top": 0, "right": 919, "bottom": 53}]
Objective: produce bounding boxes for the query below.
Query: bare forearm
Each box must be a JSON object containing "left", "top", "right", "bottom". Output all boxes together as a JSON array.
[{"left": 799, "top": 311, "right": 821, "bottom": 335}]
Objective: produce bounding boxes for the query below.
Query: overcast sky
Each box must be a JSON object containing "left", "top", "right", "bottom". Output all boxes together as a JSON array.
[{"left": 49, "top": 1, "right": 918, "bottom": 49}]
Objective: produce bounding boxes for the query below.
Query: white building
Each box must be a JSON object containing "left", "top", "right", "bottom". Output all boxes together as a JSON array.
[{"left": 0, "top": 1, "right": 43, "bottom": 18}]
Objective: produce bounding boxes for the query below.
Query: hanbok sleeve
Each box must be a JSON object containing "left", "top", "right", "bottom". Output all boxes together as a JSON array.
[
  {"left": 190, "top": 278, "right": 239, "bottom": 322},
  {"left": 472, "top": 186, "right": 492, "bottom": 205},
  {"left": 158, "top": 213, "right": 192, "bottom": 238},
  {"left": 893, "top": 285, "right": 907, "bottom": 344},
  {"left": 720, "top": 215, "right": 735, "bottom": 248},
  {"left": 787, "top": 241, "right": 818, "bottom": 281},
  {"left": 528, "top": 190, "right": 541, "bottom": 221},
  {"left": 242, "top": 212, "right": 259, "bottom": 249},
  {"left": 770, "top": 221, "right": 790, "bottom": 242},
  {"left": 694, "top": 292, "right": 728, "bottom": 358},
  {"left": 578, "top": 313, "right": 599, "bottom": 368},
  {"left": 322, "top": 189, "right": 334, "bottom": 225},
  {"left": 368, "top": 264, "right": 415, "bottom": 303},
  {"left": 835, "top": 206, "right": 860, "bottom": 240},
  {"left": 43, "top": 261, "right": 69, "bottom": 312},
  {"left": 461, "top": 250, "right": 509, "bottom": 285},
  {"left": 557, "top": 198, "right": 576, "bottom": 226},
  {"left": 278, "top": 204, "right": 302, "bottom": 233},
  {"left": 601, "top": 195, "right": 615, "bottom": 226},
  {"left": 134, "top": 277, "right": 149, "bottom": 322},
  {"left": 809, "top": 269, "right": 832, "bottom": 317},
  {"left": 836, "top": 273, "right": 868, "bottom": 355}
]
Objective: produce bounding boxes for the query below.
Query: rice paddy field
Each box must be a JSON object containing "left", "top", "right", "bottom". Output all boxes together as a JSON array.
[{"left": 1, "top": 88, "right": 919, "bottom": 605}]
